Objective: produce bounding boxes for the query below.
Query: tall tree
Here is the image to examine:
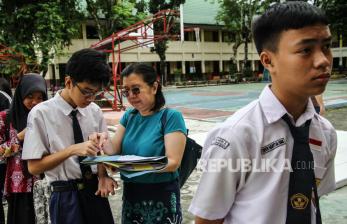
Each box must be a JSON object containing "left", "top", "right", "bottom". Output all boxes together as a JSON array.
[
  {"left": 216, "top": 0, "right": 272, "bottom": 79},
  {"left": 85, "top": 0, "right": 147, "bottom": 39},
  {"left": 314, "top": 0, "right": 347, "bottom": 43},
  {"left": 310, "top": 0, "right": 347, "bottom": 70},
  {"left": 0, "top": 0, "right": 83, "bottom": 77},
  {"left": 148, "top": 0, "right": 185, "bottom": 86}
]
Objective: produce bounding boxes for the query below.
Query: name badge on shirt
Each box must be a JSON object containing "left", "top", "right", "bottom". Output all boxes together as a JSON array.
[
  {"left": 261, "top": 138, "right": 286, "bottom": 155},
  {"left": 211, "top": 137, "right": 230, "bottom": 150}
]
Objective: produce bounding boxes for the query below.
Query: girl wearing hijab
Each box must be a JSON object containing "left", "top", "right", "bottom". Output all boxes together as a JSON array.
[{"left": 0, "top": 73, "right": 47, "bottom": 224}]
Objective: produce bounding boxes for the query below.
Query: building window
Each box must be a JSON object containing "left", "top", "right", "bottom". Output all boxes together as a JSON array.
[
  {"left": 86, "top": 25, "right": 99, "bottom": 39},
  {"left": 58, "top": 64, "right": 66, "bottom": 85},
  {"left": 222, "top": 31, "right": 235, "bottom": 42},
  {"left": 184, "top": 31, "right": 197, "bottom": 41},
  {"left": 204, "top": 31, "right": 219, "bottom": 42}
]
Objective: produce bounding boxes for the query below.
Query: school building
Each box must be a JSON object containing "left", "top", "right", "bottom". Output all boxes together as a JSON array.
[{"left": 46, "top": 0, "right": 347, "bottom": 86}]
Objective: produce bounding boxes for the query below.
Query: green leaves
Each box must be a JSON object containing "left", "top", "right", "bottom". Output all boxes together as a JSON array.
[
  {"left": 216, "top": 0, "right": 271, "bottom": 78},
  {"left": 0, "top": 0, "right": 83, "bottom": 77},
  {"left": 85, "top": 0, "right": 147, "bottom": 39}
]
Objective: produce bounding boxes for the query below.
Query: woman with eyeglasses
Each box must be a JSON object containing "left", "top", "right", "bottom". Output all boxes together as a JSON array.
[
  {"left": 92, "top": 63, "right": 187, "bottom": 223},
  {"left": 0, "top": 74, "right": 47, "bottom": 224}
]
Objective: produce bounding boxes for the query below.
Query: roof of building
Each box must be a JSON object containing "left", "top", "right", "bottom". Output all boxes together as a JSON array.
[
  {"left": 78, "top": 0, "right": 221, "bottom": 26},
  {"left": 183, "top": 0, "right": 220, "bottom": 25}
]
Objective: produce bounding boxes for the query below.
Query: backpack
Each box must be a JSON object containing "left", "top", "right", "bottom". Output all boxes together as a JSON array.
[{"left": 161, "top": 109, "right": 202, "bottom": 188}]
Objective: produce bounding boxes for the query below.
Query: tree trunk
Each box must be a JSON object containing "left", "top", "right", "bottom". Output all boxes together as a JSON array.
[
  {"left": 86, "top": 0, "right": 103, "bottom": 40},
  {"left": 160, "top": 59, "right": 167, "bottom": 86},
  {"left": 243, "top": 40, "right": 248, "bottom": 71}
]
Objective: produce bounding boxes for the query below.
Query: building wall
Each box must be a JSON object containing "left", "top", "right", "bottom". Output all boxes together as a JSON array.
[{"left": 47, "top": 25, "right": 347, "bottom": 83}]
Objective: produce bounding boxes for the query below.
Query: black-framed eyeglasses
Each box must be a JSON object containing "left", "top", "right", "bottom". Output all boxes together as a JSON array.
[
  {"left": 121, "top": 87, "right": 141, "bottom": 97},
  {"left": 73, "top": 81, "right": 103, "bottom": 98}
]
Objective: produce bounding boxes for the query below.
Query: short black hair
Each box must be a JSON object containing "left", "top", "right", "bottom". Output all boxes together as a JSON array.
[
  {"left": 65, "top": 48, "right": 111, "bottom": 87},
  {"left": 252, "top": 1, "right": 328, "bottom": 54},
  {"left": 0, "top": 77, "right": 12, "bottom": 97},
  {"left": 121, "top": 63, "right": 165, "bottom": 112}
]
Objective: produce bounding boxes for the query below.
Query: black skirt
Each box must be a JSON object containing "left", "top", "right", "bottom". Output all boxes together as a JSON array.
[
  {"left": 6, "top": 192, "right": 35, "bottom": 224},
  {"left": 0, "top": 164, "right": 6, "bottom": 224},
  {"left": 122, "top": 179, "right": 182, "bottom": 224}
]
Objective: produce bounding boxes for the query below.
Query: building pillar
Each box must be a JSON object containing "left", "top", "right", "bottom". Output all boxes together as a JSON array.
[
  {"left": 218, "top": 30, "right": 222, "bottom": 43},
  {"left": 82, "top": 24, "right": 87, "bottom": 47},
  {"left": 201, "top": 29, "right": 205, "bottom": 77},
  {"left": 55, "top": 64, "right": 60, "bottom": 83},
  {"left": 219, "top": 60, "right": 223, "bottom": 73},
  {"left": 219, "top": 30, "right": 223, "bottom": 74},
  {"left": 201, "top": 29, "right": 205, "bottom": 42}
]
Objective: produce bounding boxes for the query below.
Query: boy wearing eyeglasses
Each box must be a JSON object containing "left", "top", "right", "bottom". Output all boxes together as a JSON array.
[
  {"left": 22, "top": 48, "right": 117, "bottom": 224},
  {"left": 189, "top": 2, "right": 336, "bottom": 224}
]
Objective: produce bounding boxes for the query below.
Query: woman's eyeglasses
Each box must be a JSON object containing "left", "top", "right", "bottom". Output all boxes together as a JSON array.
[{"left": 121, "top": 87, "right": 140, "bottom": 97}]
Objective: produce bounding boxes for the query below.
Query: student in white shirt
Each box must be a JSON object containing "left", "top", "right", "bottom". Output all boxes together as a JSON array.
[
  {"left": 189, "top": 2, "right": 337, "bottom": 224},
  {"left": 22, "top": 49, "right": 117, "bottom": 224}
]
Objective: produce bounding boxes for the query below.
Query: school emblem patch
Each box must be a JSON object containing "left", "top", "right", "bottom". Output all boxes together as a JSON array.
[{"left": 290, "top": 193, "right": 309, "bottom": 210}]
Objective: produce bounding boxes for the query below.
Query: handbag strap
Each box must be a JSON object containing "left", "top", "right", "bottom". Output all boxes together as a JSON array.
[
  {"left": 160, "top": 108, "right": 169, "bottom": 134},
  {"left": 160, "top": 108, "right": 189, "bottom": 135}
]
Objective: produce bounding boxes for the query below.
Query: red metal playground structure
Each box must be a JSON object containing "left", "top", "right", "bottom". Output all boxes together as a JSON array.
[
  {"left": 90, "top": 9, "right": 181, "bottom": 111},
  {"left": 0, "top": 44, "right": 43, "bottom": 88},
  {"left": 0, "top": 44, "right": 36, "bottom": 86}
]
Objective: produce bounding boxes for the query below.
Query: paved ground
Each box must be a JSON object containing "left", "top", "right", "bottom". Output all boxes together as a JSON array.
[{"left": 105, "top": 80, "right": 347, "bottom": 223}]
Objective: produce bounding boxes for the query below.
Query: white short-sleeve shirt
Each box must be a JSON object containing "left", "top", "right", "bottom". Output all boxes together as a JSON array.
[
  {"left": 22, "top": 91, "right": 108, "bottom": 183},
  {"left": 189, "top": 85, "right": 337, "bottom": 224}
]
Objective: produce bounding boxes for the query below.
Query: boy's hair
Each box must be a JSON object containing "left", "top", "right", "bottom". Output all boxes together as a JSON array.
[
  {"left": 252, "top": 1, "right": 328, "bottom": 55},
  {"left": 121, "top": 63, "right": 165, "bottom": 112},
  {"left": 65, "top": 48, "right": 111, "bottom": 87}
]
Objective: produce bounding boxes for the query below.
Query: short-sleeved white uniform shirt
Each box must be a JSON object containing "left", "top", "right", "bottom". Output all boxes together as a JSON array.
[
  {"left": 22, "top": 91, "right": 107, "bottom": 183},
  {"left": 189, "top": 86, "right": 337, "bottom": 224}
]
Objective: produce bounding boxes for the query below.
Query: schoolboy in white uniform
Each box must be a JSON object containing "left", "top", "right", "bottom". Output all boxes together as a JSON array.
[
  {"left": 22, "top": 49, "right": 117, "bottom": 224},
  {"left": 189, "top": 2, "right": 337, "bottom": 224}
]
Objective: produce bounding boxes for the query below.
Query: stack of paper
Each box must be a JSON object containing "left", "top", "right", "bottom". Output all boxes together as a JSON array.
[{"left": 81, "top": 155, "right": 168, "bottom": 178}]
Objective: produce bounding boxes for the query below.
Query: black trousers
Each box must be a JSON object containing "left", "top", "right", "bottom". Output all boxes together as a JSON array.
[{"left": 50, "top": 177, "right": 114, "bottom": 224}]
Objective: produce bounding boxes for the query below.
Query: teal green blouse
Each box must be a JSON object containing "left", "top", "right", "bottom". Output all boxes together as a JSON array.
[{"left": 119, "top": 108, "right": 187, "bottom": 183}]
